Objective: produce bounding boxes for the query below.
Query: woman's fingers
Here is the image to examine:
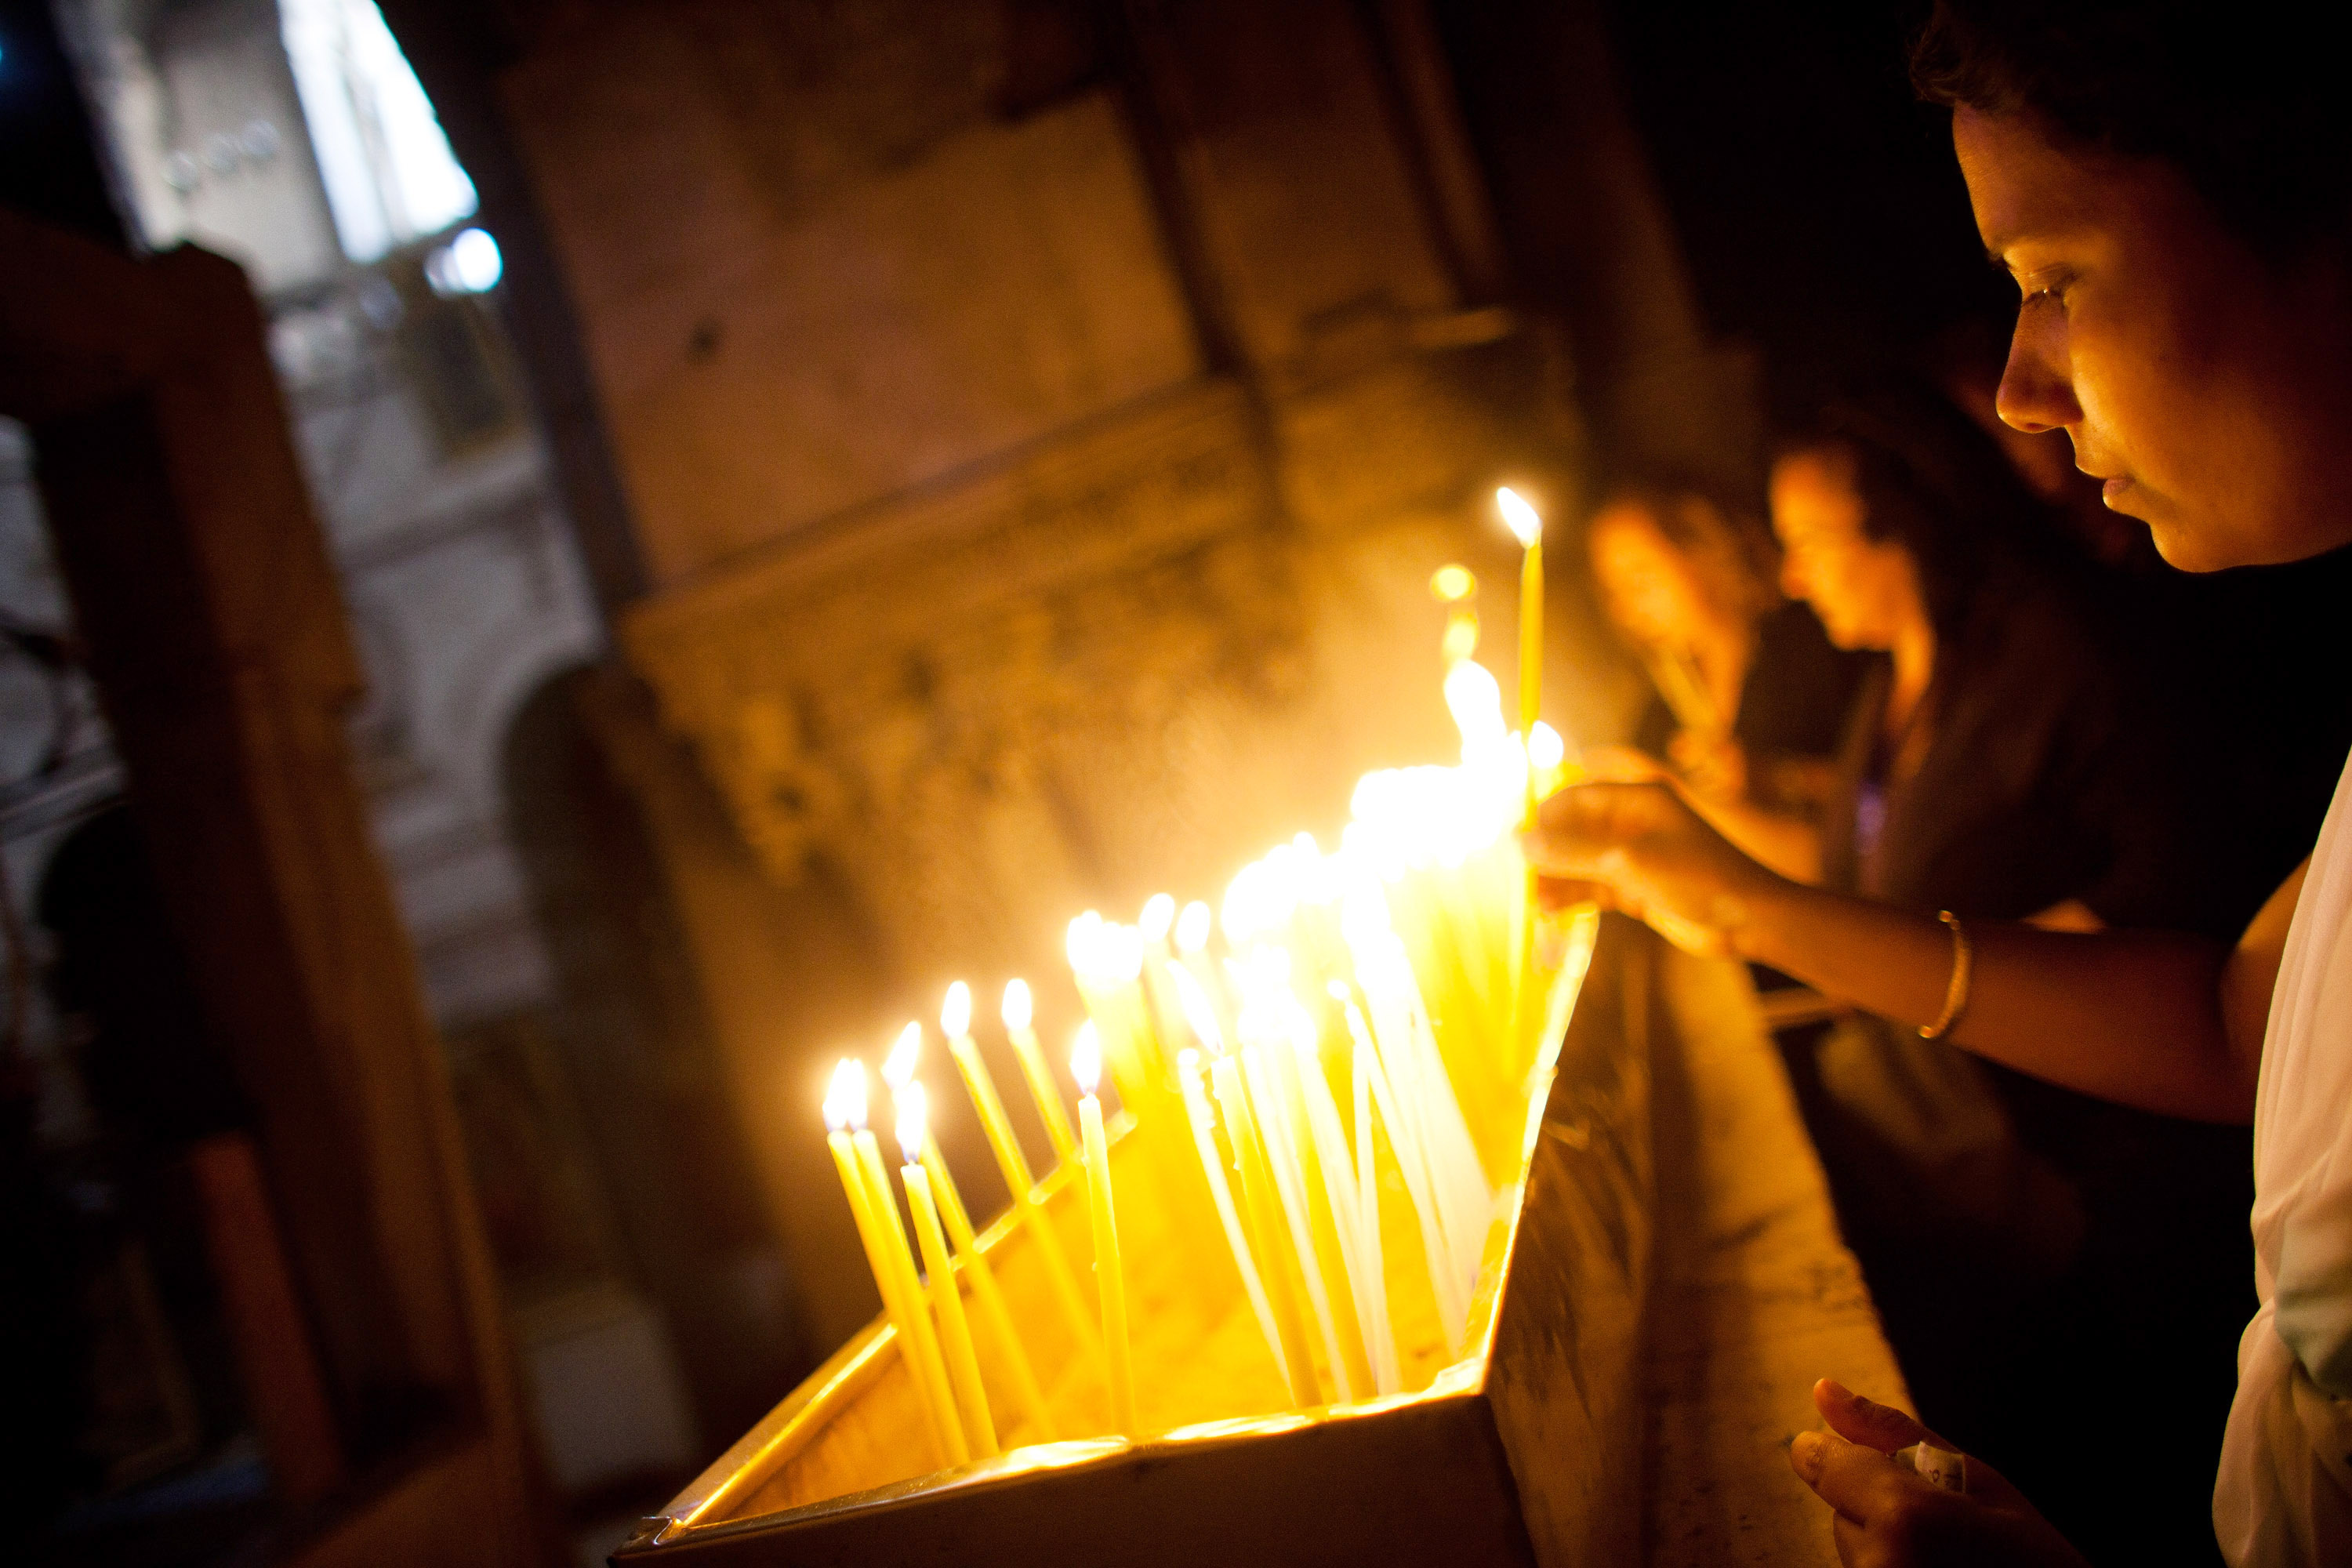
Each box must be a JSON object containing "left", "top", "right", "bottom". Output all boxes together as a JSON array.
[
  {"left": 1789, "top": 1428, "right": 1944, "bottom": 1528},
  {"left": 1813, "top": 1379, "right": 1950, "bottom": 1455}
]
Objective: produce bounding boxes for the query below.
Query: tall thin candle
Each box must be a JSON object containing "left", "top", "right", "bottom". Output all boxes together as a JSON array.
[
  {"left": 897, "top": 1089, "right": 998, "bottom": 1458},
  {"left": 1176, "top": 1047, "right": 1290, "bottom": 1390},
  {"left": 823, "top": 1062, "right": 960, "bottom": 1465},
  {"left": 1000, "top": 979, "right": 1077, "bottom": 1167},
  {"left": 1073, "top": 1027, "right": 1136, "bottom": 1435}
]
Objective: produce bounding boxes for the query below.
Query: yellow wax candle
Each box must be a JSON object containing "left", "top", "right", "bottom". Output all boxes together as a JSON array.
[
  {"left": 1001, "top": 979, "right": 1077, "bottom": 1167},
  {"left": 895, "top": 1080, "right": 1054, "bottom": 1443},
  {"left": 1280, "top": 1023, "right": 1380, "bottom": 1399},
  {"left": 823, "top": 1065, "right": 959, "bottom": 1466},
  {"left": 944, "top": 981, "right": 1037, "bottom": 1198},
  {"left": 1178, "top": 1047, "right": 1289, "bottom": 1389},
  {"left": 1499, "top": 485, "right": 1544, "bottom": 820},
  {"left": 1210, "top": 1049, "right": 1321, "bottom": 1406},
  {"left": 1073, "top": 1029, "right": 1136, "bottom": 1435},
  {"left": 898, "top": 1094, "right": 998, "bottom": 1459},
  {"left": 1343, "top": 1007, "right": 1403, "bottom": 1393},
  {"left": 888, "top": 1017, "right": 1099, "bottom": 1365},
  {"left": 1337, "top": 989, "right": 1466, "bottom": 1351},
  {"left": 840, "top": 1070, "right": 968, "bottom": 1466},
  {"left": 1240, "top": 1035, "right": 1355, "bottom": 1402}
]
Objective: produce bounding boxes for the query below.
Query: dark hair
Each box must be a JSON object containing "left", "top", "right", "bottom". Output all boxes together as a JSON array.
[
  {"left": 1911, "top": 1, "right": 2352, "bottom": 256},
  {"left": 1773, "top": 377, "right": 2059, "bottom": 650}
]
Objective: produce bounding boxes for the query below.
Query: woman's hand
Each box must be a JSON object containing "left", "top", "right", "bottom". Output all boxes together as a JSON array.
[
  {"left": 1789, "top": 1380, "right": 2089, "bottom": 1568},
  {"left": 1668, "top": 728, "right": 1750, "bottom": 804},
  {"left": 1522, "top": 780, "right": 1783, "bottom": 956}
]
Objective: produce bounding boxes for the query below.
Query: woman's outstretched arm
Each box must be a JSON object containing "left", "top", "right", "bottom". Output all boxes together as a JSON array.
[{"left": 1526, "top": 781, "right": 2293, "bottom": 1123}]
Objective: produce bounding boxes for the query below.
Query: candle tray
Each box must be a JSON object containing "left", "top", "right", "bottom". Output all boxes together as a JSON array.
[{"left": 615, "top": 915, "right": 1657, "bottom": 1567}]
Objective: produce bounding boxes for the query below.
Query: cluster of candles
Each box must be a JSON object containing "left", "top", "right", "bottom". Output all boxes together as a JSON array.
[{"left": 817, "top": 489, "right": 1561, "bottom": 1465}]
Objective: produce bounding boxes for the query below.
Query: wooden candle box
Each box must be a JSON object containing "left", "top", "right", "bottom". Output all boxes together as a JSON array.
[{"left": 615, "top": 916, "right": 1661, "bottom": 1568}]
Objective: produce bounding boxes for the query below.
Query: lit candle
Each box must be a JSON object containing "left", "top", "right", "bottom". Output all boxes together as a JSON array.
[
  {"left": 943, "top": 981, "right": 1038, "bottom": 1205},
  {"left": 1432, "top": 563, "right": 1479, "bottom": 670},
  {"left": 1498, "top": 485, "right": 1544, "bottom": 822},
  {"left": 1339, "top": 995, "right": 1403, "bottom": 1393},
  {"left": 823, "top": 1062, "right": 962, "bottom": 1465},
  {"left": 1238, "top": 1013, "right": 1356, "bottom": 1402},
  {"left": 1000, "top": 979, "right": 1077, "bottom": 1168},
  {"left": 1176, "top": 1047, "right": 1290, "bottom": 1392},
  {"left": 1209, "top": 1043, "right": 1322, "bottom": 1406},
  {"left": 1280, "top": 1008, "right": 1385, "bottom": 1398},
  {"left": 1335, "top": 985, "right": 1467, "bottom": 1352},
  {"left": 888, "top": 1018, "right": 1100, "bottom": 1370},
  {"left": 1174, "top": 964, "right": 1319, "bottom": 1406},
  {"left": 897, "top": 1086, "right": 999, "bottom": 1458},
  {"left": 838, "top": 1062, "right": 969, "bottom": 1465},
  {"left": 1073, "top": 1025, "right": 1136, "bottom": 1434}
]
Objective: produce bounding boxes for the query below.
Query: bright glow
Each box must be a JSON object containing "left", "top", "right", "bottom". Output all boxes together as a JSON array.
[
  {"left": 1175, "top": 900, "right": 1213, "bottom": 955},
  {"left": 425, "top": 227, "right": 502, "bottom": 295},
  {"left": 895, "top": 1080, "right": 930, "bottom": 1163},
  {"left": 1327, "top": 979, "right": 1352, "bottom": 1003},
  {"left": 823, "top": 1058, "right": 868, "bottom": 1132},
  {"left": 1431, "top": 564, "right": 1475, "bottom": 602},
  {"left": 1170, "top": 964, "right": 1226, "bottom": 1055},
  {"left": 1529, "top": 720, "right": 1565, "bottom": 772},
  {"left": 279, "top": 0, "right": 477, "bottom": 263},
  {"left": 1001, "top": 978, "right": 1033, "bottom": 1033},
  {"left": 883, "top": 1022, "right": 922, "bottom": 1091},
  {"left": 1140, "top": 893, "right": 1176, "bottom": 943},
  {"left": 1497, "top": 486, "right": 1543, "bottom": 549},
  {"left": 1066, "top": 912, "right": 1105, "bottom": 980},
  {"left": 1071, "top": 1022, "right": 1102, "bottom": 1095},
  {"left": 941, "top": 981, "right": 972, "bottom": 1041},
  {"left": 1444, "top": 659, "right": 1508, "bottom": 750},
  {"left": 1100, "top": 924, "right": 1145, "bottom": 984}
]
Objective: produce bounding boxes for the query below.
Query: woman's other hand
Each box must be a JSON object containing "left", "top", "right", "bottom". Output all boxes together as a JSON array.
[
  {"left": 1788, "top": 1379, "right": 2089, "bottom": 1568},
  {"left": 1668, "top": 728, "right": 1751, "bottom": 804},
  {"left": 1521, "top": 781, "right": 1780, "bottom": 956}
]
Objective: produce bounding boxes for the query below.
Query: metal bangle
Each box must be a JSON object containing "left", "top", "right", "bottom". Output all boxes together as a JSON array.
[{"left": 1918, "top": 910, "right": 1973, "bottom": 1040}]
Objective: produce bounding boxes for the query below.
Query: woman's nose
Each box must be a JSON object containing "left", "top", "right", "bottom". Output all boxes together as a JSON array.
[{"left": 1995, "top": 317, "right": 2083, "bottom": 435}]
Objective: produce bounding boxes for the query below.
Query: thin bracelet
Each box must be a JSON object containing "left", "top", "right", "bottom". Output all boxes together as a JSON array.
[{"left": 1918, "top": 910, "right": 1973, "bottom": 1040}]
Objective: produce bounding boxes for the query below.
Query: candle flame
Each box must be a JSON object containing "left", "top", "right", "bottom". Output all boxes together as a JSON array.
[
  {"left": 1326, "top": 978, "right": 1351, "bottom": 1004},
  {"left": 1071, "top": 1021, "right": 1102, "bottom": 1094},
  {"left": 1443, "top": 659, "right": 1507, "bottom": 750},
  {"left": 1139, "top": 892, "right": 1176, "bottom": 942},
  {"left": 941, "top": 980, "right": 972, "bottom": 1041},
  {"left": 823, "top": 1058, "right": 868, "bottom": 1132},
  {"left": 1066, "top": 911, "right": 1105, "bottom": 978},
  {"left": 1498, "top": 485, "right": 1542, "bottom": 548},
  {"left": 883, "top": 1021, "right": 922, "bottom": 1091},
  {"left": 1170, "top": 962, "right": 1225, "bottom": 1055},
  {"left": 895, "top": 1079, "right": 929, "bottom": 1163},
  {"left": 1001, "top": 978, "right": 1033, "bottom": 1032},
  {"left": 1174, "top": 899, "right": 1212, "bottom": 955},
  {"left": 1430, "top": 563, "right": 1475, "bottom": 602},
  {"left": 1100, "top": 923, "right": 1145, "bottom": 984},
  {"left": 1529, "top": 720, "right": 1565, "bottom": 772}
]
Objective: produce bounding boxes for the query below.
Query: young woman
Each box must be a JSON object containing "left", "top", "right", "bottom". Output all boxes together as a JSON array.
[{"left": 1528, "top": 4, "right": 2352, "bottom": 1564}]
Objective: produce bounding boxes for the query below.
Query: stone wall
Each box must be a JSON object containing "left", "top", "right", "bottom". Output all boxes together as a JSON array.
[{"left": 487, "top": 0, "right": 1664, "bottom": 1349}]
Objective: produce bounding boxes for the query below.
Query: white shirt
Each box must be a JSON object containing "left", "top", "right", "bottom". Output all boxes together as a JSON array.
[{"left": 2215, "top": 746, "right": 2352, "bottom": 1565}]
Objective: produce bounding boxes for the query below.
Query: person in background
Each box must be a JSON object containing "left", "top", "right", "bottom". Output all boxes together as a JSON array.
[
  {"left": 1528, "top": 2, "right": 2352, "bottom": 1562},
  {"left": 1584, "top": 478, "right": 1864, "bottom": 876}
]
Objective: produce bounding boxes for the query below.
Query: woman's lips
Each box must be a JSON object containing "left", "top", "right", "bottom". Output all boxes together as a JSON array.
[{"left": 2100, "top": 476, "right": 2133, "bottom": 508}]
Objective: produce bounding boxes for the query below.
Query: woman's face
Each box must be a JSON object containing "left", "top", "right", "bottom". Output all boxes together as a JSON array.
[
  {"left": 1958, "top": 107, "right": 2352, "bottom": 571},
  {"left": 1588, "top": 504, "right": 1714, "bottom": 652},
  {"left": 1770, "top": 451, "right": 1920, "bottom": 652}
]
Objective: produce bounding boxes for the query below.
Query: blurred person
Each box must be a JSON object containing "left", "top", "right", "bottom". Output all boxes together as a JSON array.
[
  {"left": 1584, "top": 479, "right": 1864, "bottom": 877},
  {"left": 1526, "top": 2, "right": 2352, "bottom": 1563}
]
